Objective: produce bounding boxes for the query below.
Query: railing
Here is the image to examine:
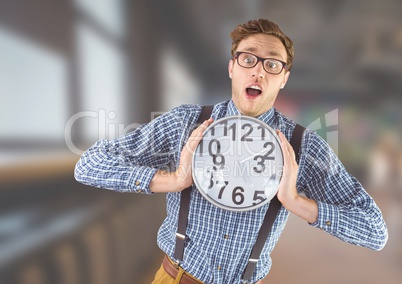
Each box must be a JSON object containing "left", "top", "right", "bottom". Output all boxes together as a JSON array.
[{"left": 0, "top": 158, "right": 165, "bottom": 284}]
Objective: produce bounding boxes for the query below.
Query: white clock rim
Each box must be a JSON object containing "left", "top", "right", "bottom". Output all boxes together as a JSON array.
[{"left": 192, "top": 115, "right": 284, "bottom": 212}]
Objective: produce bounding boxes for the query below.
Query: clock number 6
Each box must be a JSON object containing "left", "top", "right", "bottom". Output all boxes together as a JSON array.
[
  {"left": 232, "top": 186, "right": 245, "bottom": 205},
  {"left": 218, "top": 185, "right": 245, "bottom": 205}
]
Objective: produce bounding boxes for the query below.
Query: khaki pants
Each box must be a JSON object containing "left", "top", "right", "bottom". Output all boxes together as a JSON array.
[
  {"left": 151, "top": 263, "right": 178, "bottom": 284},
  {"left": 151, "top": 263, "right": 203, "bottom": 284},
  {"left": 151, "top": 263, "right": 263, "bottom": 284}
]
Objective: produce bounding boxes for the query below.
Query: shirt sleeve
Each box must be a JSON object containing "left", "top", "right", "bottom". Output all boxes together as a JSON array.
[
  {"left": 297, "top": 130, "right": 388, "bottom": 251},
  {"left": 74, "top": 107, "right": 186, "bottom": 194}
]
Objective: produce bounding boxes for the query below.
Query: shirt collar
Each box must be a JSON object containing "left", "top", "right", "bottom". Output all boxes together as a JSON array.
[{"left": 226, "top": 100, "right": 276, "bottom": 125}]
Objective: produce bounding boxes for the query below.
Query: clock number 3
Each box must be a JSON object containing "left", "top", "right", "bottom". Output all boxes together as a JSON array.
[{"left": 253, "top": 142, "right": 275, "bottom": 173}]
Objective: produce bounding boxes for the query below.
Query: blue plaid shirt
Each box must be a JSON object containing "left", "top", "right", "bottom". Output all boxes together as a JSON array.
[{"left": 75, "top": 100, "right": 387, "bottom": 284}]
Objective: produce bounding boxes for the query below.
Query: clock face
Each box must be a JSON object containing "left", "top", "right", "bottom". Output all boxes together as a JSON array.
[{"left": 192, "top": 115, "right": 283, "bottom": 212}]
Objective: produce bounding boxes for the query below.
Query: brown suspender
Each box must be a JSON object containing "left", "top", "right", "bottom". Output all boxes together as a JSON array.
[
  {"left": 174, "top": 106, "right": 306, "bottom": 282},
  {"left": 241, "top": 123, "right": 305, "bottom": 281},
  {"left": 174, "top": 105, "right": 214, "bottom": 261}
]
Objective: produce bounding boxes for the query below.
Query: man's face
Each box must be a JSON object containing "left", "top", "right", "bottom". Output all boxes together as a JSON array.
[{"left": 228, "top": 34, "right": 290, "bottom": 117}]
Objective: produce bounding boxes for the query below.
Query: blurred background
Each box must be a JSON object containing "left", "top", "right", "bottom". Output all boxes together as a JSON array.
[{"left": 0, "top": 0, "right": 401, "bottom": 283}]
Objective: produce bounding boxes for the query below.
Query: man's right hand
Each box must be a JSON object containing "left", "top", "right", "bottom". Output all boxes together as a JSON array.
[{"left": 150, "top": 118, "right": 214, "bottom": 193}]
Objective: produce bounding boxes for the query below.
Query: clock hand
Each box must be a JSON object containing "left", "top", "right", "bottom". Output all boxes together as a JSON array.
[{"left": 239, "top": 148, "right": 269, "bottom": 164}]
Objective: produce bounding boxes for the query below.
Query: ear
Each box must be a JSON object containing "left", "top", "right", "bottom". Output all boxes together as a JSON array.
[
  {"left": 280, "top": 71, "right": 290, "bottom": 89},
  {"left": 228, "top": 59, "right": 234, "bottom": 79}
]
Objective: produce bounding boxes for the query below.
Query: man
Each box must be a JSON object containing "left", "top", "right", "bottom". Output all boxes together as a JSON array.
[{"left": 75, "top": 19, "right": 388, "bottom": 284}]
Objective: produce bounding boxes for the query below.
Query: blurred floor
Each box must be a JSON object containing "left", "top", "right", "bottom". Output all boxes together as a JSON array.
[{"left": 263, "top": 191, "right": 401, "bottom": 284}]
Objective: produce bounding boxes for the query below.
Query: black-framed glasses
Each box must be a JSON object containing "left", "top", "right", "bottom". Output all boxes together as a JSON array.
[{"left": 234, "top": 51, "right": 287, "bottom": 75}]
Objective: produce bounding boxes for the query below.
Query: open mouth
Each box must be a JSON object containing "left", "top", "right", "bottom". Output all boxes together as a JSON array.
[{"left": 246, "top": 85, "right": 262, "bottom": 96}]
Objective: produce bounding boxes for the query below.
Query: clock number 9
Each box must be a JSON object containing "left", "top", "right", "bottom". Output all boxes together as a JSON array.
[
  {"left": 253, "top": 142, "right": 275, "bottom": 173},
  {"left": 208, "top": 139, "right": 225, "bottom": 168}
]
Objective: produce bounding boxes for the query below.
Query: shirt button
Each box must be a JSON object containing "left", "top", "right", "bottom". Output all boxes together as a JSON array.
[
  {"left": 326, "top": 220, "right": 331, "bottom": 226},
  {"left": 138, "top": 189, "right": 143, "bottom": 193},
  {"left": 217, "top": 265, "right": 221, "bottom": 270},
  {"left": 135, "top": 180, "right": 141, "bottom": 186},
  {"left": 224, "top": 235, "right": 229, "bottom": 239}
]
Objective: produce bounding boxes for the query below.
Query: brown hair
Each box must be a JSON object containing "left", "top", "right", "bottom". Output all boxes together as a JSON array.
[{"left": 230, "top": 19, "right": 294, "bottom": 70}]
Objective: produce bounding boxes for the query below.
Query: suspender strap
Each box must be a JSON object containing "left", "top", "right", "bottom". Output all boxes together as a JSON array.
[
  {"left": 194, "top": 105, "right": 214, "bottom": 130},
  {"left": 174, "top": 187, "right": 191, "bottom": 261},
  {"left": 241, "top": 123, "right": 305, "bottom": 281},
  {"left": 174, "top": 105, "right": 214, "bottom": 262},
  {"left": 241, "top": 195, "right": 281, "bottom": 280},
  {"left": 290, "top": 123, "right": 305, "bottom": 164}
]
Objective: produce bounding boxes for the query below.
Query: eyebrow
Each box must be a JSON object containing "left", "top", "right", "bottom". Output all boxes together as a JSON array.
[{"left": 243, "top": 47, "right": 284, "bottom": 60}]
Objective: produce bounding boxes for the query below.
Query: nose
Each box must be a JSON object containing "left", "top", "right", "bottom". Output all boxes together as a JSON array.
[
  {"left": 251, "top": 61, "right": 265, "bottom": 79},
  {"left": 252, "top": 73, "right": 264, "bottom": 79}
]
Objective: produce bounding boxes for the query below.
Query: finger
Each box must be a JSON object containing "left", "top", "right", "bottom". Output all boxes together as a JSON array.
[
  {"left": 191, "top": 118, "right": 214, "bottom": 138},
  {"left": 278, "top": 131, "right": 290, "bottom": 164},
  {"left": 277, "top": 130, "right": 297, "bottom": 165},
  {"left": 187, "top": 118, "right": 214, "bottom": 152},
  {"left": 197, "top": 118, "right": 214, "bottom": 132},
  {"left": 286, "top": 138, "right": 296, "bottom": 163},
  {"left": 276, "top": 130, "right": 290, "bottom": 153}
]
